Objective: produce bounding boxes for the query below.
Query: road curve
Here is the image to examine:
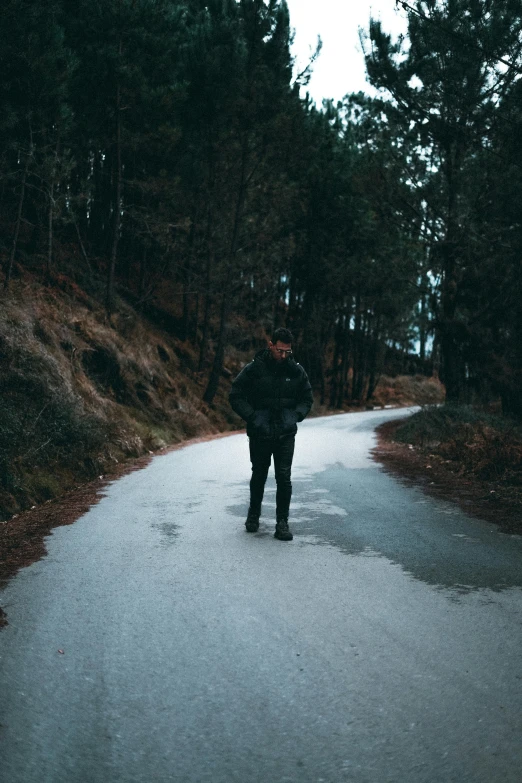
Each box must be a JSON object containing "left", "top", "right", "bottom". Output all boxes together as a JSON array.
[{"left": 1, "top": 408, "right": 522, "bottom": 783}]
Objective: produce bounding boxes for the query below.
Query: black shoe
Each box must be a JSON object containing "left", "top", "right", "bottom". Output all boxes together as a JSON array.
[
  {"left": 274, "top": 518, "right": 293, "bottom": 541},
  {"left": 245, "top": 508, "right": 260, "bottom": 533}
]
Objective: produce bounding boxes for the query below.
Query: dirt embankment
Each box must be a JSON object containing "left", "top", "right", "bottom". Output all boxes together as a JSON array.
[
  {"left": 0, "top": 277, "right": 243, "bottom": 523},
  {"left": 375, "top": 412, "right": 522, "bottom": 536}
]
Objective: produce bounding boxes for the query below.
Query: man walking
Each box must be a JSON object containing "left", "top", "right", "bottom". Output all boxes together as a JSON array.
[{"left": 229, "top": 328, "right": 313, "bottom": 541}]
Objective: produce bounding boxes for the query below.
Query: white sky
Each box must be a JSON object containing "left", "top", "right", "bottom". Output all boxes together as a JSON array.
[{"left": 285, "top": 0, "right": 408, "bottom": 104}]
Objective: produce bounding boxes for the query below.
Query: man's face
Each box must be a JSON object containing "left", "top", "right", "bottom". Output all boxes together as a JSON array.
[{"left": 268, "top": 340, "right": 292, "bottom": 363}]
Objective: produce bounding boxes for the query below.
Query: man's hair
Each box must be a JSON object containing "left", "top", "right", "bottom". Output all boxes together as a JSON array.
[{"left": 271, "top": 327, "right": 294, "bottom": 345}]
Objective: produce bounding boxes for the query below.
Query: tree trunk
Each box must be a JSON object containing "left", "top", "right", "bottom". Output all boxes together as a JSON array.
[
  {"left": 181, "top": 283, "right": 190, "bottom": 342},
  {"left": 46, "top": 182, "right": 54, "bottom": 282},
  {"left": 440, "top": 324, "right": 460, "bottom": 401},
  {"left": 138, "top": 246, "right": 147, "bottom": 302},
  {"left": 202, "top": 130, "right": 250, "bottom": 404},
  {"left": 337, "top": 310, "right": 352, "bottom": 409},
  {"left": 317, "top": 353, "right": 326, "bottom": 406},
  {"left": 106, "top": 47, "right": 123, "bottom": 318},
  {"left": 46, "top": 137, "right": 60, "bottom": 282},
  {"left": 366, "top": 317, "right": 382, "bottom": 402},
  {"left": 355, "top": 312, "right": 370, "bottom": 401},
  {"left": 439, "top": 237, "right": 462, "bottom": 401},
  {"left": 198, "top": 249, "right": 213, "bottom": 372},
  {"left": 193, "top": 292, "right": 200, "bottom": 345},
  {"left": 89, "top": 151, "right": 107, "bottom": 252},
  {"left": 351, "top": 290, "right": 363, "bottom": 401},
  {"left": 73, "top": 216, "right": 92, "bottom": 273},
  {"left": 317, "top": 317, "right": 331, "bottom": 406},
  {"left": 288, "top": 269, "right": 297, "bottom": 318},
  {"left": 329, "top": 316, "right": 343, "bottom": 408},
  {"left": 419, "top": 282, "right": 427, "bottom": 362},
  {"left": 439, "top": 205, "right": 461, "bottom": 399},
  {"left": 272, "top": 264, "right": 283, "bottom": 330},
  {"left": 5, "top": 147, "right": 31, "bottom": 289},
  {"left": 203, "top": 287, "right": 229, "bottom": 405},
  {"left": 181, "top": 220, "right": 197, "bottom": 342},
  {"left": 439, "top": 140, "right": 464, "bottom": 402}
]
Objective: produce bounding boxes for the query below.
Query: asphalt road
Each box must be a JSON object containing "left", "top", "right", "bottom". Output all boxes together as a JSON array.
[{"left": 1, "top": 408, "right": 522, "bottom": 783}]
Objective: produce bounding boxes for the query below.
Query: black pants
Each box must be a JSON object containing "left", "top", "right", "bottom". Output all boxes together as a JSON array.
[{"left": 249, "top": 435, "right": 295, "bottom": 519}]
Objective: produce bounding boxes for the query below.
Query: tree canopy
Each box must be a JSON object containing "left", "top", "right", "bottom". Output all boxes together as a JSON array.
[{"left": 1, "top": 0, "right": 521, "bottom": 413}]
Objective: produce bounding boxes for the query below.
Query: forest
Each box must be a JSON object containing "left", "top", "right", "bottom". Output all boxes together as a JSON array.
[{"left": 1, "top": 0, "right": 522, "bottom": 416}]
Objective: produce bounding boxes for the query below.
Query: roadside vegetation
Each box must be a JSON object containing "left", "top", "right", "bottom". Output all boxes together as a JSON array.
[
  {"left": 395, "top": 406, "right": 522, "bottom": 482},
  {"left": 377, "top": 406, "right": 522, "bottom": 532}
]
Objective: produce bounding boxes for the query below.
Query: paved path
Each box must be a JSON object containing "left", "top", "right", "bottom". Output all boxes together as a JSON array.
[{"left": 1, "top": 409, "right": 521, "bottom": 783}]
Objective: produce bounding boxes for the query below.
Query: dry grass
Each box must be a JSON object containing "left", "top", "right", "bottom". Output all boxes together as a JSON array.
[
  {"left": 436, "top": 422, "right": 522, "bottom": 483},
  {"left": 371, "top": 374, "right": 445, "bottom": 407},
  {"left": 0, "top": 276, "right": 238, "bottom": 520},
  {"left": 375, "top": 410, "right": 522, "bottom": 534},
  {"left": 379, "top": 405, "right": 522, "bottom": 531},
  {"left": 395, "top": 405, "right": 522, "bottom": 480}
]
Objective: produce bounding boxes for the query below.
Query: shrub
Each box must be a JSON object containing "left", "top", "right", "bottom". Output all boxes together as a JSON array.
[
  {"left": 0, "top": 370, "right": 105, "bottom": 493},
  {"left": 394, "top": 404, "right": 522, "bottom": 483}
]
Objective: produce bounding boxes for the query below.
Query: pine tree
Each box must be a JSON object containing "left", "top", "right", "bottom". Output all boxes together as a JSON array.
[
  {"left": 0, "top": 0, "right": 75, "bottom": 286},
  {"left": 364, "top": 0, "right": 522, "bottom": 402},
  {"left": 65, "top": 0, "right": 186, "bottom": 315}
]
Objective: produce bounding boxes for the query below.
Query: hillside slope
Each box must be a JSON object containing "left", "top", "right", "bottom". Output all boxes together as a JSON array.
[{"left": 0, "top": 275, "right": 241, "bottom": 520}]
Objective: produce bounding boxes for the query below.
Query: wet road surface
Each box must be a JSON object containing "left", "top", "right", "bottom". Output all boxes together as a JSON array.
[{"left": 1, "top": 408, "right": 522, "bottom": 782}]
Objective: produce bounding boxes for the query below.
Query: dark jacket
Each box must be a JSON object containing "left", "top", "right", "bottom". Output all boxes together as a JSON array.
[{"left": 229, "top": 349, "right": 314, "bottom": 438}]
